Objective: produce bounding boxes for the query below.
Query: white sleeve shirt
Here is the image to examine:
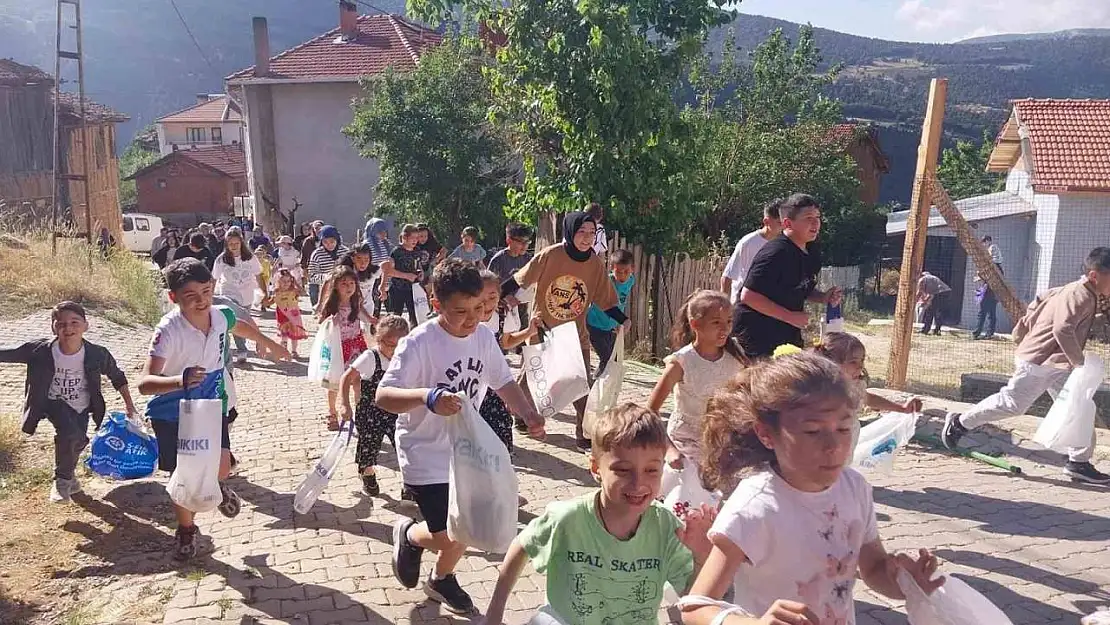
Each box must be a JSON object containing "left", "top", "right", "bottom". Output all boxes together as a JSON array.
[{"left": 721, "top": 230, "right": 771, "bottom": 304}]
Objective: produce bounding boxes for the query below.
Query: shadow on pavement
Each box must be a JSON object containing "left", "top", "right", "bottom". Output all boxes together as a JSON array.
[
  {"left": 873, "top": 486, "right": 1110, "bottom": 540},
  {"left": 512, "top": 445, "right": 594, "bottom": 486}
]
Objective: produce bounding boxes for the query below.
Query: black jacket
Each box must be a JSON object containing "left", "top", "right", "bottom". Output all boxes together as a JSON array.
[{"left": 0, "top": 339, "right": 129, "bottom": 435}]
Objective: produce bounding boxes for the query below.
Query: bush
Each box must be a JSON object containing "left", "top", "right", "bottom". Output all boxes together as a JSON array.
[{"left": 0, "top": 227, "right": 161, "bottom": 326}]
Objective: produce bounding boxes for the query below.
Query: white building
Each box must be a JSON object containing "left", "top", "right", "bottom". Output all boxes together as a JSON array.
[
  {"left": 155, "top": 95, "right": 245, "bottom": 156},
  {"left": 887, "top": 98, "right": 1110, "bottom": 332},
  {"left": 225, "top": 1, "right": 440, "bottom": 239}
]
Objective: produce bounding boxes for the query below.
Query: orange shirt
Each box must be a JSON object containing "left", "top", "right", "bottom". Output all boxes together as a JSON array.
[{"left": 515, "top": 244, "right": 618, "bottom": 350}]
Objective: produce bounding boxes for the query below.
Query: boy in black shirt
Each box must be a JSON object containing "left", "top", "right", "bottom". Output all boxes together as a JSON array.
[{"left": 732, "top": 193, "right": 841, "bottom": 358}]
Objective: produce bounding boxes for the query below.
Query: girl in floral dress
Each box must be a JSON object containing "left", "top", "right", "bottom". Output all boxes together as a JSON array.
[
  {"left": 318, "top": 266, "right": 375, "bottom": 430},
  {"left": 273, "top": 269, "right": 308, "bottom": 358}
]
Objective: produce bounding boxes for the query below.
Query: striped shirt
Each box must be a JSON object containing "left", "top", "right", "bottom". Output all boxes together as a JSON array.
[{"left": 308, "top": 244, "right": 349, "bottom": 285}]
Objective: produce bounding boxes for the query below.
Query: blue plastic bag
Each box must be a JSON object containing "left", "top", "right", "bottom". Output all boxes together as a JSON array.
[{"left": 86, "top": 412, "right": 159, "bottom": 480}]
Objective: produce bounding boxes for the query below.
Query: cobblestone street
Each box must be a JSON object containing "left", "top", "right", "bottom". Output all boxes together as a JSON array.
[{"left": 1, "top": 307, "right": 1109, "bottom": 625}]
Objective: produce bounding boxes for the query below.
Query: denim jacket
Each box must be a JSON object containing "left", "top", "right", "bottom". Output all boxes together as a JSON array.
[{"left": 0, "top": 339, "right": 128, "bottom": 435}]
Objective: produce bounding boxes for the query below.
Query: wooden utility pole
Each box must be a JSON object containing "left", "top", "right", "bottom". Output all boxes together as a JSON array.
[
  {"left": 887, "top": 78, "right": 948, "bottom": 390},
  {"left": 51, "top": 0, "right": 93, "bottom": 270}
]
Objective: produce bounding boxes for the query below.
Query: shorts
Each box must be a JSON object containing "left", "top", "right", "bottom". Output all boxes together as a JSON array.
[
  {"left": 405, "top": 482, "right": 449, "bottom": 534},
  {"left": 151, "top": 417, "right": 232, "bottom": 473}
]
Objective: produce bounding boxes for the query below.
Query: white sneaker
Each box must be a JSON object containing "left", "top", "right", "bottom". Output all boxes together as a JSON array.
[
  {"left": 49, "top": 480, "right": 71, "bottom": 503},
  {"left": 65, "top": 477, "right": 83, "bottom": 496}
]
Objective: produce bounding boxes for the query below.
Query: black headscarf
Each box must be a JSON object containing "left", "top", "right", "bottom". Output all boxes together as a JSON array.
[{"left": 562, "top": 211, "right": 595, "bottom": 263}]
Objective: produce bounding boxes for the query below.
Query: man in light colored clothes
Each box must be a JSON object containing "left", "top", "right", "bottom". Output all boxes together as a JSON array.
[
  {"left": 587, "top": 202, "right": 607, "bottom": 257},
  {"left": 720, "top": 198, "right": 784, "bottom": 304}
]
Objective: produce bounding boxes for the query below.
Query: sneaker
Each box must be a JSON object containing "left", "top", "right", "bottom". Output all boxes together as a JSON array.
[
  {"left": 424, "top": 573, "right": 475, "bottom": 615},
  {"left": 49, "top": 479, "right": 71, "bottom": 503},
  {"left": 392, "top": 518, "right": 424, "bottom": 589},
  {"left": 218, "top": 483, "right": 242, "bottom": 518},
  {"left": 227, "top": 453, "right": 240, "bottom": 477},
  {"left": 576, "top": 438, "right": 592, "bottom": 452},
  {"left": 174, "top": 525, "right": 199, "bottom": 561},
  {"left": 941, "top": 412, "right": 968, "bottom": 450},
  {"left": 1064, "top": 461, "right": 1110, "bottom": 485},
  {"left": 362, "top": 474, "right": 380, "bottom": 496},
  {"left": 65, "top": 477, "right": 83, "bottom": 497}
]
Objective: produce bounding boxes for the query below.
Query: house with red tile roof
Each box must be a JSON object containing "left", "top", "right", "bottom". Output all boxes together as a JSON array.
[
  {"left": 887, "top": 98, "right": 1110, "bottom": 333},
  {"left": 225, "top": 1, "right": 441, "bottom": 239},
  {"left": 827, "top": 123, "right": 891, "bottom": 205},
  {"left": 155, "top": 94, "right": 244, "bottom": 156},
  {"left": 126, "top": 145, "right": 248, "bottom": 223}
]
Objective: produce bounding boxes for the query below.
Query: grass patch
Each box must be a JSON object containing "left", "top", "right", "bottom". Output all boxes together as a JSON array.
[
  {"left": 181, "top": 569, "right": 207, "bottom": 582},
  {"left": 0, "top": 414, "right": 52, "bottom": 500},
  {"left": 0, "top": 414, "right": 20, "bottom": 474},
  {"left": 0, "top": 226, "right": 161, "bottom": 325}
]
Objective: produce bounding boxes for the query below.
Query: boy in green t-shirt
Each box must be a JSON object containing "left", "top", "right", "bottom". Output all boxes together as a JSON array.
[{"left": 481, "top": 404, "right": 715, "bottom": 625}]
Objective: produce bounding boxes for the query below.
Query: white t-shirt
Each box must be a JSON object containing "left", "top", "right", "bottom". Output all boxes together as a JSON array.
[
  {"left": 379, "top": 319, "right": 514, "bottom": 485},
  {"left": 711, "top": 469, "right": 879, "bottom": 625},
  {"left": 148, "top": 306, "right": 237, "bottom": 411},
  {"left": 722, "top": 229, "right": 773, "bottom": 304},
  {"left": 351, "top": 348, "right": 390, "bottom": 381},
  {"left": 47, "top": 343, "right": 89, "bottom": 413},
  {"left": 592, "top": 223, "right": 608, "bottom": 256},
  {"left": 212, "top": 257, "right": 262, "bottom": 307},
  {"left": 664, "top": 345, "right": 744, "bottom": 462}
]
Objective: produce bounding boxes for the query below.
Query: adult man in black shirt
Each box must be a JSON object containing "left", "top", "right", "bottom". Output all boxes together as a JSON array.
[
  {"left": 733, "top": 193, "right": 841, "bottom": 358},
  {"left": 172, "top": 233, "right": 215, "bottom": 270}
]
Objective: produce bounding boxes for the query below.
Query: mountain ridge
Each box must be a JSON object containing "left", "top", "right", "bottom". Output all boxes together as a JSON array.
[{"left": 958, "top": 28, "right": 1110, "bottom": 45}]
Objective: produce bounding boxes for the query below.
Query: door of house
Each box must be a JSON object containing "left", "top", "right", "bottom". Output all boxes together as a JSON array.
[{"left": 923, "top": 235, "right": 967, "bottom": 327}]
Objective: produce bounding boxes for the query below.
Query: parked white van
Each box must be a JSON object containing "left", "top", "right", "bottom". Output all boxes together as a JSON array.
[{"left": 121, "top": 213, "right": 164, "bottom": 255}]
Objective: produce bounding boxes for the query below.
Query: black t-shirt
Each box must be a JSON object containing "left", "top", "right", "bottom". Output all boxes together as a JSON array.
[
  {"left": 732, "top": 234, "right": 821, "bottom": 357},
  {"left": 390, "top": 247, "right": 424, "bottom": 289},
  {"left": 172, "top": 245, "right": 215, "bottom": 269}
]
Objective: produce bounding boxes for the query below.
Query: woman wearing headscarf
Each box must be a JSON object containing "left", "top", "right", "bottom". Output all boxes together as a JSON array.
[
  {"left": 363, "top": 218, "right": 394, "bottom": 317},
  {"left": 307, "top": 225, "right": 348, "bottom": 307},
  {"left": 500, "top": 211, "right": 626, "bottom": 449}
]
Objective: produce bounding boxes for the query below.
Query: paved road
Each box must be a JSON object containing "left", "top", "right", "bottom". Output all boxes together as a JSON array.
[{"left": 1, "top": 307, "right": 1108, "bottom": 625}]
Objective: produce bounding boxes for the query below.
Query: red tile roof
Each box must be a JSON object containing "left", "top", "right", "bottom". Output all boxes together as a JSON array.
[
  {"left": 129, "top": 145, "right": 246, "bottom": 180},
  {"left": 1013, "top": 99, "right": 1110, "bottom": 193},
  {"left": 826, "top": 123, "right": 891, "bottom": 173},
  {"left": 226, "top": 14, "right": 441, "bottom": 83},
  {"left": 158, "top": 95, "right": 243, "bottom": 124}
]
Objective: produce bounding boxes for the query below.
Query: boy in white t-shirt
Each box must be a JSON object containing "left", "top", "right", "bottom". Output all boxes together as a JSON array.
[
  {"left": 376, "top": 258, "right": 546, "bottom": 615},
  {"left": 720, "top": 198, "right": 783, "bottom": 305},
  {"left": 138, "top": 258, "right": 290, "bottom": 561}
]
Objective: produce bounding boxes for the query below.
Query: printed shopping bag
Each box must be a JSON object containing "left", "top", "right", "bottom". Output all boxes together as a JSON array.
[
  {"left": 307, "top": 318, "right": 344, "bottom": 388},
  {"left": 166, "top": 398, "right": 223, "bottom": 513},
  {"left": 898, "top": 569, "right": 1015, "bottom": 625},
  {"left": 294, "top": 424, "right": 354, "bottom": 514},
  {"left": 86, "top": 411, "right": 159, "bottom": 480},
  {"left": 447, "top": 396, "right": 518, "bottom": 553},
  {"left": 662, "top": 462, "right": 720, "bottom": 516},
  {"left": 583, "top": 330, "right": 625, "bottom": 438},
  {"left": 851, "top": 412, "right": 918, "bottom": 475},
  {"left": 1035, "top": 352, "right": 1103, "bottom": 452},
  {"left": 523, "top": 322, "right": 590, "bottom": 420},
  {"left": 413, "top": 283, "right": 432, "bottom": 323}
]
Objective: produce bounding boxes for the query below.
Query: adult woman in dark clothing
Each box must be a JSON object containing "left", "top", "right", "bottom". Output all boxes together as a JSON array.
[{"left": 152, "top": 231, "right": 181, "bottom": 269}]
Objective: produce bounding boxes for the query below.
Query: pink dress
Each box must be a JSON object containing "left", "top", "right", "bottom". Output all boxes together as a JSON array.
[{"left": 335, "top": 304, "right": 368, "bottom": 365}]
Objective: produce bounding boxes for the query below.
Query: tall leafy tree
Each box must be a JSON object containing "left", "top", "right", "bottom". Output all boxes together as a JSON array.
[
  {"left": 937, "top": 130, "right": 1006, "bottom": 201},
  {"left": 344, "top": 36, "right": 516, "bottom": 245},
  {"left": 117, "top": 131, "right": 160, "bottom": 210}
]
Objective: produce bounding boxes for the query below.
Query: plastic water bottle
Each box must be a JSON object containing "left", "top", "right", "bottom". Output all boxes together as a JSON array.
[{"left": 293, "top": 462, "right": 329, "bottom": 515}]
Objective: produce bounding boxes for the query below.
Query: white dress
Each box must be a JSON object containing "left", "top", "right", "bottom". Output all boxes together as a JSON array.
[{"left": 665, "top": 344, "right": 744, "bottom": 463}]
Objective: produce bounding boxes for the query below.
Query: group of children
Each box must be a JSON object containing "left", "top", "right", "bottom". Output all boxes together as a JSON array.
[{"left": 8, "top": 198, "right": 1110, "bottom": 622}]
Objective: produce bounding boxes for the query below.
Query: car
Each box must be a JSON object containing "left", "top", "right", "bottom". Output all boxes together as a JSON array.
[{"left": 121, "top": 213, "right": 165, "bottom": 255}]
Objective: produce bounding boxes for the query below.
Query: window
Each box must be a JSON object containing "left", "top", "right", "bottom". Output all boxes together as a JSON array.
[
  {"left": 135, "top": 217, "right": 150, "bottom": 232},
  {"left": 186, "top": 127, "right": 205, "bottom": 143},
  {"left": 157, "top": 179, "right": 168, "bottom": 189},
  {"left": 122, "top": 216, "right": 133, "bottom": 232},
  {"left": 211, "top": 127, "right": 223, "bottom": 143}
]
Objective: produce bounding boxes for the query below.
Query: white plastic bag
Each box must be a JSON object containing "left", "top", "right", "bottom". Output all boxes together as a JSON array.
[
  {"left": 523, "top": 322, "right": 590, "bottom": 420},
  {"left": 1084, "top": 610, "right": 1110, "bottom": 625},
  {"left": 851, "top": 412, "right": 918, "bottom": 475},
  {"left": 307, "top": 318, "right": 344, "bottom": 387},
  {"left": 583, "top": 330, "right": 625, "bottom": 438},
  {"left": 898, "top": 570, "right": 1015, "bottom": 625},
  {"left": 413, "top": 282, "right": 432, "bottom": 323},
  {"left": 1035, "top": 352, "right": 1103, "bottom": 452},
  {"left": 166, "top": 398, "right": 224, "bottom": 513},
  {"left": 527, "top": 605, "right": 570, "bottom": 625},
  {"left": 502, "top": 305, "right": 523, "bottom": 335},
  {"left": 662, "top": 462, "right": 720, "bottom": 514},
  {"left": 293, "top": 425, "right": 353, "bottom": 514},
  {"left": 446, "top": 396, "right": 519, "bottom": 553}
]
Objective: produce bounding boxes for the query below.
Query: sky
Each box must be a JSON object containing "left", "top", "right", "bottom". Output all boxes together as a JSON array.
[{"left": 735, "top": 0, "right": 1110, "bottom": 42}]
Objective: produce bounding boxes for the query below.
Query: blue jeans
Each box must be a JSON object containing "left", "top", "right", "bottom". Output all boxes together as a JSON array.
[{"left": 309, "top": 283, "right": 320, "bottom": 307}]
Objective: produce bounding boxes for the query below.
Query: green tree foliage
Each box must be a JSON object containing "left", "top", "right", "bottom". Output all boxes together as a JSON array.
[
  {"left": 937, "top": 130, "right": 1006, "bottom": 201},
  {"left": 344, "top": 36, "right": 515, "bottom": 246},
  {"left": 117, "top": 130, "right": 160, "bottom": 210},
  {"left": 689, "top": 25, "right": 886, "bottom": 265},
  {"left": 409, "top": 0, "right": 732, "bottom": 254}
]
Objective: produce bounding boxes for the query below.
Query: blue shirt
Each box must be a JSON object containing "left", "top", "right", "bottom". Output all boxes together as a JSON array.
[{"left": 586, "top": 273, "right": 635, "bottom": 331}]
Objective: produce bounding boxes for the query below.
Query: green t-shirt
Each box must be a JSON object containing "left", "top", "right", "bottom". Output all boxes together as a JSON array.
[{"left": 519, "top": 492, "right": 694, "bottom": 625}]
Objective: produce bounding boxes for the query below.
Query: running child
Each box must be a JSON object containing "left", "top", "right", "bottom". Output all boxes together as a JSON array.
[
  {"left": 586, "top": 248, "right": 637, "bottom": 378},
  {"left": 307, "top": 225, "right": 348, "bottom": 308},
  {"left": 317, "top": 265, "right": 375, "bottom": 431},
  {"left": 384, "top": 224, "right": 425, "bottom": 327},
  {"left": 272, "top": 268, "right": 308, "bottom": 358},
  {"left": 274, "top": 235, "right": 303, "bottom": 286},
  {"left": 338, "top": 243, "right": 388, "bottom": 334},
  {"left": 212, "top": 227, "right": 265, "bottom": 363},
  {"left": 376, "top": 259, "right": 545, "bottom": 615},
  {"left": 449, "top": 226, "right": 487, "bottom": 267},
  {"left": 486, "top": 222, "right": 534, "bottom": 328},
  {"left": 337, "top": 314, "right": 410, "bottom": 497},
  {"left": 647, "top": 290, "right": 746, "bottom": 471},
  {"left": 255, "top": 245, "right": 273, "bottom": 311},
  {"left": 1, "top": 301, "right": 137, "bottom": 503},
  {"left": 139, "top": 258, "right": 290, "bottom": 560},
  {"left": 481, "top": 404, "right": 716, "bottom": 625},
  {"left": 943, "top": 247, "right": 1110, "bottom": 484},
  {"left": 679, "top": 352, "right": 942, "bottom": 625}
]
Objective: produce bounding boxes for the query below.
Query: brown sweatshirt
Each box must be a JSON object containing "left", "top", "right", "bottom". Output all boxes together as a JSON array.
[
  {"left": 515, "top": 244, "right": 617, "bottom": 350},
  {"left": 1013, "top": 277, "right": 1098, "bottom": 369}
]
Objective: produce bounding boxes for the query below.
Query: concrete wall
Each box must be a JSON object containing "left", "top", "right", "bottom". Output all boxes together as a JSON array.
[
  {"left": 1049, "top": 193, "right": 1110, "bottom": 286},
  {"left": 135, "top": 158, "right": 240, "bottom": 221},
  {"left": 268, "top": 82, "right": 380, "bottom": 241},
  {"left": 158, "top": 121, "right": 245, "bottom": 155}
]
